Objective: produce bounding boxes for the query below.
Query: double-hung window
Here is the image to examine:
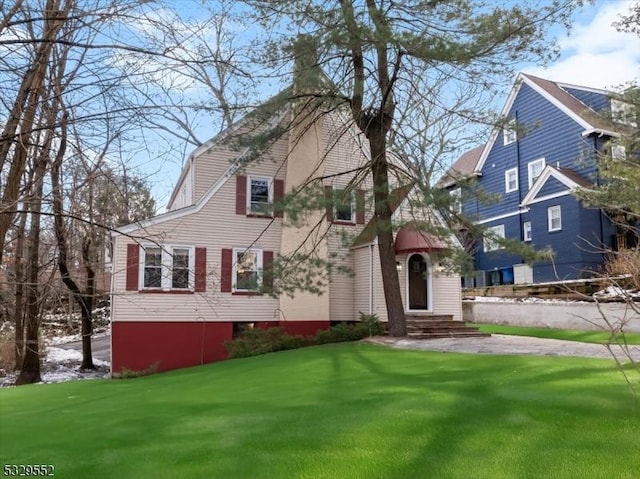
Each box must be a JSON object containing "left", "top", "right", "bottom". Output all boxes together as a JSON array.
[
  {"left": 503, "top": 120, "right": 517, "bottom": 145},
  {"left": 142, "top": 245, "right": 194, "bottom": 290},
  {"left": 233, "top": 248, "right": 263, "bottom": 292},
  {"left": 548, "top": 205, "right": 562, "bottom": 232},
  {"left": 505, "top": 168, "right": 518, "bottom": 193},
  {"left": 334, "top": 189, "right": 355, "bottom": 223},
  {"left": 528, "top": 158, "right": 545, "bottom": 189},
  {"left": 248, "top": 176, "right": 273, "bottom": 215},
  {"left": 523, "top": 221, "right": 532, "bottom": 242},
  {"left": 484, "top": 224, "right": 505, "bottom": 252}
]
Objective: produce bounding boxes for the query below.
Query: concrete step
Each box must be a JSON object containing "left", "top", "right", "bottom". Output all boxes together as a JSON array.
[{"left": 408, "top": 331, "right": 491, "bottom": 339}]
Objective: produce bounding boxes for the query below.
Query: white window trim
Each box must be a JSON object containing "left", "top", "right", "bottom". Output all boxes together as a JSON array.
[
  {"left": 484, "top": 224, "right": 505, "bottom": 252},
  {"left": 505, "top": 168, "right": 518, "bottom": 193},
  {"left": 527, "top": 158, "right": 546, "bottom": 189},
  {"left": 246, "top": 175, "right": 274, "bottom": 215},
  {"left": 404, "top": 253, "right": 433, "bottom": 313},
  {"left": 523, "top": 221, "right": 532, "bottom": 242},
  {"left": 333, "top": 188, "right": 356, "bottom": 223},
  {"left": 232, "top": 247, "right": 263, "bottom": 292},
  {"left": 548, "top": 205, "right": 562, "bottom": 232},
  {"left": 139, "top": 244, "right": 195, "bottom": 290},
  {"left": 450, "top": 187, "right": 462, "bottom": 214},
  {"left": 503, "top": 120, "right": 517, "bottom": 145}
]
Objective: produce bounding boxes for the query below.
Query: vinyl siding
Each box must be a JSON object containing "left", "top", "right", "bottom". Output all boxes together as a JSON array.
[
  {"left": 474, "top": 83, "right": 598, "bottom": 221},
  {"left": 112, "top": 157, "right": 286, "bottom": 323},
  {"left": 561, "top": 87, "right": 610, "bottom": 113}
]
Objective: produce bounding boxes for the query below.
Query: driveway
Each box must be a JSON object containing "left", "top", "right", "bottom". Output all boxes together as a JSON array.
[
  {"left": 363, "top": 334, "right": 640, "bottom": 362},
  {"left": 57, "top": 335, "right": 111, "bottom": 362}
]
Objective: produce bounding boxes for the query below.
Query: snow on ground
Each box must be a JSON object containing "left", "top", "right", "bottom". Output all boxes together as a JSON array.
[{"left": 0, "top": 346, "right": 110, "bottom": 387}]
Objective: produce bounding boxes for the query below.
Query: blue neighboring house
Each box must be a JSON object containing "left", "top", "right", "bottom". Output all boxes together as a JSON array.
[{"left": 440, "top": 73, "right": 633, "bottom": 286}]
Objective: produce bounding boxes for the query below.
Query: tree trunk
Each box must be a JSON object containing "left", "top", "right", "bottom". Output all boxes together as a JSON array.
[
  {"left": 12, "top": 207, "right": 28, "bottom": 369},
  {"left": 369, "top": 132, "right": 407, "bottom": 337},
  {"left": 0, "top": 0, "right": 66, "bottom": 264},
  {"left": 15, "top": 156, "right": 48, "bottom": 385}
]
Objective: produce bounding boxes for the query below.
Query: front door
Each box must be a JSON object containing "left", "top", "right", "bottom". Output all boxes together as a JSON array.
[{"left": 408, "top": 253, "right": 428, "bottom": 310}]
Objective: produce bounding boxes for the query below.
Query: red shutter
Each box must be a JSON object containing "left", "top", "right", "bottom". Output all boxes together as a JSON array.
[
  {"left": 263, "top": 250, "right": 274, "bottom": 294},
  {"left": 236, "top": 176, "right": 247, "bottom": 215},
  {"left": 221, "top": 248, "right": 233, "bottom": 292},
  {"left": 195, "top": 247, "right": 207, "bottom": 292},
  {"left": 325, "top": 185, "right": 333, "bottom": 222},
  {"left": 125, "top": 244, "right": 139, "bottom": 291},
  {"left": 274, "top": 179, "right": 285, "bottom": 218},
  {"left": 356, "top": 189, "right": 365, "bottom": 224}
]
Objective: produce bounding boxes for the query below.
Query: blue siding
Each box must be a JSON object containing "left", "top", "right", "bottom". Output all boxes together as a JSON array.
[
  {"left": 455, "top": 77, "right": 615, "bottom": 284},
  {"left": 562, "top": 87, "right": 610, "bottom": 114},
  {"left": 472, "top": 83, "right": 598, "bottom": 222},
  {"left": 475, "top": 216, "right": 524, "bottom": 272},
  {"left": 535, "top": 177, "right": 571, "bottom": 199}
]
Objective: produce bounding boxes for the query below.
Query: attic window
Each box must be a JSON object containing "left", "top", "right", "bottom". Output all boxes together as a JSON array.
[
  {"left": 503, "top": 120, "right": 517, "bottom": 145},
  {"left": 528, "top": 158, "right": 545, "bottom": 189},
  {"left": 248, "top": 176, "right": 272, "bottom": 214}
]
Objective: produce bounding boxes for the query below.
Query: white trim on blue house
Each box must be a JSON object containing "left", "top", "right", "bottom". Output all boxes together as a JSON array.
[
  {"left": 473, "top": 74, "right": 616, "bottom": 174},
  {"left": 520, "top": 165, "right": 586, "bottom": 206},
  {"left": 476, "top": 208, "right": 530, "bottom": 225}
]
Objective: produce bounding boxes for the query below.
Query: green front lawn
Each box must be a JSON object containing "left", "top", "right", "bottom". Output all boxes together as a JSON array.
[
  {"left": 470, "top": 323, "right": 640, "bottom": 345},
  {"left": 1, "top": 343, "right": 638, "bottom": 479}
]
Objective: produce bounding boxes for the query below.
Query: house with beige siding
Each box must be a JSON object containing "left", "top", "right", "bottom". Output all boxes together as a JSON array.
[{"left": 109, "top": 100, "right": 464, "bottom": 375}]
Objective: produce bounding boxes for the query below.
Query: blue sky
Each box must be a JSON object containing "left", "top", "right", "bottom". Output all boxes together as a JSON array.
[{"left": 149, "top": 0, "right": 639, "bottom": 207}]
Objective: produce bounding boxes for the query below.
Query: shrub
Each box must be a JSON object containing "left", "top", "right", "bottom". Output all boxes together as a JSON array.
[
  {"left": 225, "top": 327, "right": 312, "bottom": 359},
  {"left": 225, "top": 315, "right": 385, "bottom": 359}
]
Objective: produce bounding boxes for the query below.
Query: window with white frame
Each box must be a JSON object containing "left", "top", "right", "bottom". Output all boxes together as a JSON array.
[
  {"left": 449, "top": 187, "right": 462, "bottom": 214},
  {"left": 334, "top": 188, "right": 355, "bottom": 222},
  {"left": 484, "top": 224, "right": 505, "bottom": 252},
  {"left": 611, "top": 144, "right": 626, "bottom": 161},
  {"left": 248, "top": 176, "right": 273, "bottom": 214},
  {"left": 548, "top": 205, "right": 562, "bottom": 232},
  {"left": 523, "top": 221, "right": 532, "bottom": 242},
  {"left": 503, "top": 120, "right": 517, "bottom": 145},
  {"left": 142, "top": 245, "right": 194, "bottom": 290},
  {"left": 528, "top": 158, "right": 545, "bottom": 188},
  {"left": 505, "top": 168, "right": 518, "bottom": 193},
  {"left": 233, "top": 248, "right": 263, "bottom": 292}
]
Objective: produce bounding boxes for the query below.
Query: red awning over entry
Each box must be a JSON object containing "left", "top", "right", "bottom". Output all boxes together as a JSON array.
[{"left": 394, "top": 227, "right": 448, "bottom": 254}]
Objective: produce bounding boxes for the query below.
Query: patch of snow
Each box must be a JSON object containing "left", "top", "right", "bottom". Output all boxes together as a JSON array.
[
  {"left": 467, "top": 296, "right": 590, "bottom": 304},
  {"left": 593, "top": 286, "right": 640, "bottom": 300}
]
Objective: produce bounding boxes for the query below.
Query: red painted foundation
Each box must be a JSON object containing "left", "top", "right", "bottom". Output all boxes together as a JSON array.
[
  {"left": 111, "top": 321, "right": 233, "bottom": 375},
  {"left": 111, "top": 320, "right": 330, "bottom": 375}
]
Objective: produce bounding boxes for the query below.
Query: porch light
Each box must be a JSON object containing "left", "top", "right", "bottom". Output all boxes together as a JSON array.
[{"left": 396, "top": 261, "right": 402, "bottom": 271}]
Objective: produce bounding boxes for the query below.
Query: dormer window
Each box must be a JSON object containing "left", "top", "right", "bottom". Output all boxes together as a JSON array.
[{"left": 503, "top": 120, "right": 517, "bottom": 145}]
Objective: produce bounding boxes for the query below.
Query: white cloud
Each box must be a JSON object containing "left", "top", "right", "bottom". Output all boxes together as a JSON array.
[{"left": 526, "top": 0, "right": 640, "bottom": 90}]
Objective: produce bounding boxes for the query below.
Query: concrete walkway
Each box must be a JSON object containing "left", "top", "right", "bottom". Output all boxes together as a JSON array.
[{"left": 363, "top": 334, "right": 640, "bottom": 362}]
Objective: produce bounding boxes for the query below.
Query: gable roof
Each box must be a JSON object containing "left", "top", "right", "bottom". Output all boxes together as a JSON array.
[
  {"left": 115, "top": 107, "right": 290, "bottom": 235},
  {"left": 520, "top": 165, "right": 592, "bottom": 207},
  {"left": 436, "top": 144, "right": 484, "bottom": 188},
  {"left": 474, "top": 73, "right": 620, "bottom": 173}
]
